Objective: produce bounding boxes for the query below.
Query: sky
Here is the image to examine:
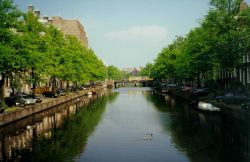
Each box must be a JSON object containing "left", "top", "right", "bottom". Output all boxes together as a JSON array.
[{"left": 13, "top": 0, "right": 250, "bottom": 69}]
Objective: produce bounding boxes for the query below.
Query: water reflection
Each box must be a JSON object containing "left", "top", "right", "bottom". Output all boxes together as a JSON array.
[
  {"left": 0, "top": 90, "right": 118, "bottom": 162},
  {"left": 146, "top": 93, "right": 250, "bottom": 162},
  {"left": 1, "top": 88, "right": 250, "bottom": 162}
]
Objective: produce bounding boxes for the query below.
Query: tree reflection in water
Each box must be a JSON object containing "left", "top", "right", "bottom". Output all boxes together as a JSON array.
[
  {"left": 144, "top": 92, "right": 250, "bottom": 162},
  {"left": 0, "top": 90, "right": 119, "bottom": 162},
  {"left": 1, "top": 89, "right": 250, "bottom": 162}
]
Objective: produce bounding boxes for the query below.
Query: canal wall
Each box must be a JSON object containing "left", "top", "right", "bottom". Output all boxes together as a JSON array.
[
  {"left": 0, "top": 86, "right": 105, "bottom": 127},
  {"left": 213, "top": 102, "right": 250, "bottom": 122},
  {"left": 168, "top": 90, "right": 250, "bottom": 122}
]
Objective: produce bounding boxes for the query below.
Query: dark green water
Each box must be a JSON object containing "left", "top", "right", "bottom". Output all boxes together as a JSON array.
[{"left": 1, "top": 87, "right": 250, "bottom": 162}]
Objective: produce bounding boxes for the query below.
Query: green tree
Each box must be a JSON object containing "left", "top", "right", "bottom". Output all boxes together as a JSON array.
[
  {"left": 150, "top": 0, "right": 249, "bottom": 89},
  {"left": 21, "top": 12, "right": 46, "bottom": 95},
  {"left": 153, "top": 37, "right": 185, "bottom": 81},
  {"left": 107, "top": 65, "right": 123, "bottom": 80},
  {"left": 62, "top": 36, "right": 90, "bottom": 88},
  {"left": 139, "top": 63, "right": 153, "bottom": 77},
  {"left": 43, "top": 25, "right": 66, "bottom": 91},
  {"left": 0, "top": 0, "right": 23, "bottom": 98},
  {"left": 204, "top": 0, "right": 244, "bottom": 70}
]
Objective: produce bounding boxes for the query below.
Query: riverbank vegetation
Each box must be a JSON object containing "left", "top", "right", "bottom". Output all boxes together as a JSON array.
[
  {"left": 141, "top": 0, "right": 250, "bottom": 88},
  {"left": 107, "top": 65, "right": 126, "bottom": 80}
]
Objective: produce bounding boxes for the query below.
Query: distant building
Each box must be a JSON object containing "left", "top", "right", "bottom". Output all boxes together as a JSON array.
[
  {"left": 123, "top": 67, "right": 142, "bottom": 76},
  {"left": 27, "top": 5, "right": 88, "bottom": 47},
  {"left": 51, "top": 16, "right": 88, "bottom": 47}
]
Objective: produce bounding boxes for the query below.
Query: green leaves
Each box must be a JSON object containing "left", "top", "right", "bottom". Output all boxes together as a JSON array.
[
  {"left": 42, "top": 28, "right": 107, "bottom": 85},
  {"left": 107, "top": 65, "right": 123, "bottom": 80},
  {"left": 0, "top": 0, "right": 109, "bottom": 94},
  {"left": 150, "top": 0, "right": 250, "bottom": 85}
]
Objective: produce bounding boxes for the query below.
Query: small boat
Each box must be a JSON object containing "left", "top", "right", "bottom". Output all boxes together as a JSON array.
[{"left": 197, "top": 101, "right": 220, "bottom": 112}]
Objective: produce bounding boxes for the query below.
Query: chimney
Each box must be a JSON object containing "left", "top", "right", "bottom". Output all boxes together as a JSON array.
[
  {"left": 34, "top": 9, "right": 40, "bottom": 18},
  {"left": 43, "top": 15, "right": 49, "bottom": 20},
  {"left": 48, "top": 18, "right": 53, "bottom": 24},
  {"left": 27, "top": 4, "right": 34, "bottom": 13}
]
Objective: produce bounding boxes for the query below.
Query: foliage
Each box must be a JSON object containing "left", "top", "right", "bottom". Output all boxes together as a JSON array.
[
  {"left": 139, "top": 63, "right": 153, "bottom": 76},
  {"left": 0, "top": 0, "right": 113, "bottom": 97},
  {"left": 149, "top": 0, "right": 250, "bottom": 87},
  {"left": 107, "top": 65, "right": 124, "bottom": 80},
  {"left": 0, "top": 0, "right": 23, "bottom": 75}
]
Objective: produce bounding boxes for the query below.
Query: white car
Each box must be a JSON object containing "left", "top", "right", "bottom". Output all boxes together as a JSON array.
[{"left": 16, "top": 95, "right": 37, "bottom": 107}]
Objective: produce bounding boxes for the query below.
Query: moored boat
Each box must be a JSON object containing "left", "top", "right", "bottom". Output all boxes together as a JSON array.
[{"left": 197, "top": 101, "right": 220, "bottom": 112}]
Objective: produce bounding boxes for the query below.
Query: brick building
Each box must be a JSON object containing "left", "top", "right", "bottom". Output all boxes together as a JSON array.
[
  {"left": 28, "top": 5, "right": 88, "bottom": 47},
  {"left": 51, "top": 16, "right": 88, "bottom": 47}
]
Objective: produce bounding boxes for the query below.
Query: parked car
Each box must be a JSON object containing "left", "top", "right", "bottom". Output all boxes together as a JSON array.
[
  {"left": 167, "top": 84, "right": 177, "bottom": 93},
  {"left": 42, "top": 91, "right": 60, "bottom": 98},
  {"left": 69, "top": 86, "right": 78, "bottom": 92},
  {"left": 179, "top": 86, "right": 194, "bottom": 94},
  {"left": 5, "top": 94, "right": 40, "bottom": 107},
  {"left": 16, "top": 95, "right": 37, "bottom": 107},
  {"left": 26, "top": 94, "right": 43, "bottom": 103},
  {"left": 5, "top": 95, "right": 21, "bottom": 107},
  {"left": 215, "top": 95, "right": 250, "bottom": 105},
  {"left": 192, "top": 88, "right": 210, "bottom": 97},
  {"left": 35, "top": 96, "right": 43, "bottom": 103},
  {"left": 161, "top": 83, "right": 168, "bottom": 93},
  {"left": 57, "top": 88, "right": 69, "bottom": 96},
  {"left": 161, "top": 83, "right": 177, "bottom": 93}
]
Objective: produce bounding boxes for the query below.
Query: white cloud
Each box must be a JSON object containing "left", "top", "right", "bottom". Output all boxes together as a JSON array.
[{"left": 104, "top": 25, "right": 168, "bottom": 43}]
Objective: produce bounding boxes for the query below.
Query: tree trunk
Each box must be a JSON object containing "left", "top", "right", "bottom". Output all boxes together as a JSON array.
[
  {"left": 31, "top": 68, "right": 37, "bottom": 97},
  {"left": 66, "top": 81, "right": 69, "bottom": 91},
  {"left": 197, "top": 73, "right": 201, "bottom": 88},
  {"left": 0, "top": 74, "right": 6, "bottom": 100},
  {"left": 51, "top": 76, "right": 56, "bottom": 92}
]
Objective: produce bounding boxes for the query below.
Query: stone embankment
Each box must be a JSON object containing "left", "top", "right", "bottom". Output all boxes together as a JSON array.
[
  {"left": 168, "top": 89, "right": 250, "bottom": 122},
  {"left": 0, "top": 86, "right": 105, "bottom": 126}
]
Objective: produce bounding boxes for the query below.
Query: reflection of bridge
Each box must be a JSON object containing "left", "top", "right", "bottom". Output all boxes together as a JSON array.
[{"left": 107, "top": 76, "right": 153, "bottom": 88}]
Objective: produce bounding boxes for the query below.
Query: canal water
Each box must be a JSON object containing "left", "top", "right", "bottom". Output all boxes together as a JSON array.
[{"left": 0, "top": 87, "right": 250, "bottom": 162}]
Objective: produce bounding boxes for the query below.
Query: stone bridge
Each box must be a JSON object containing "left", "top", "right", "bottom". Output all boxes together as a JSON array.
[{"left": 107, "top": 76, "right": 153, "bottom": 88}]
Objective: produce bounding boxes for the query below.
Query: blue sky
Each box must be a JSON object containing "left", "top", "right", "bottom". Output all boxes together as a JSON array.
[{"left": 13, "top": 0, "right": 250, "bottom": 68}]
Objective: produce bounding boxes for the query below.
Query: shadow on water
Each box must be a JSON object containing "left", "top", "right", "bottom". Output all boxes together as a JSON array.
[
  {"left": 2, "top": 88, "right": 250, "bottom": 162},
  {"left": 144, "top": 93, "right": 250, "bottom": 162},
  {"left": 0, "top": 90, "right": 119, "bottom": 162}
]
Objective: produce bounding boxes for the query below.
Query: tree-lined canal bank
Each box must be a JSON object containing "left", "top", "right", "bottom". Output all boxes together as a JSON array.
[
  {"left": 1, "top": 87, "right": 250, "bottom": 162},
  {"left": 0, "top": 86, "right": 105, "bottom": 127}
]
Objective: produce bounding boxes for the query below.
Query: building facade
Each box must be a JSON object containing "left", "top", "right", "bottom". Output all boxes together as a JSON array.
[
  {"left": 215, "top": 2, "right": 250, "bottom": 91},
  {"left": 28, "top": 5, "right": 88, "bottom": 47},
  {"left": 51, "top": 16, "right": 88, "bottom": 47}
]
